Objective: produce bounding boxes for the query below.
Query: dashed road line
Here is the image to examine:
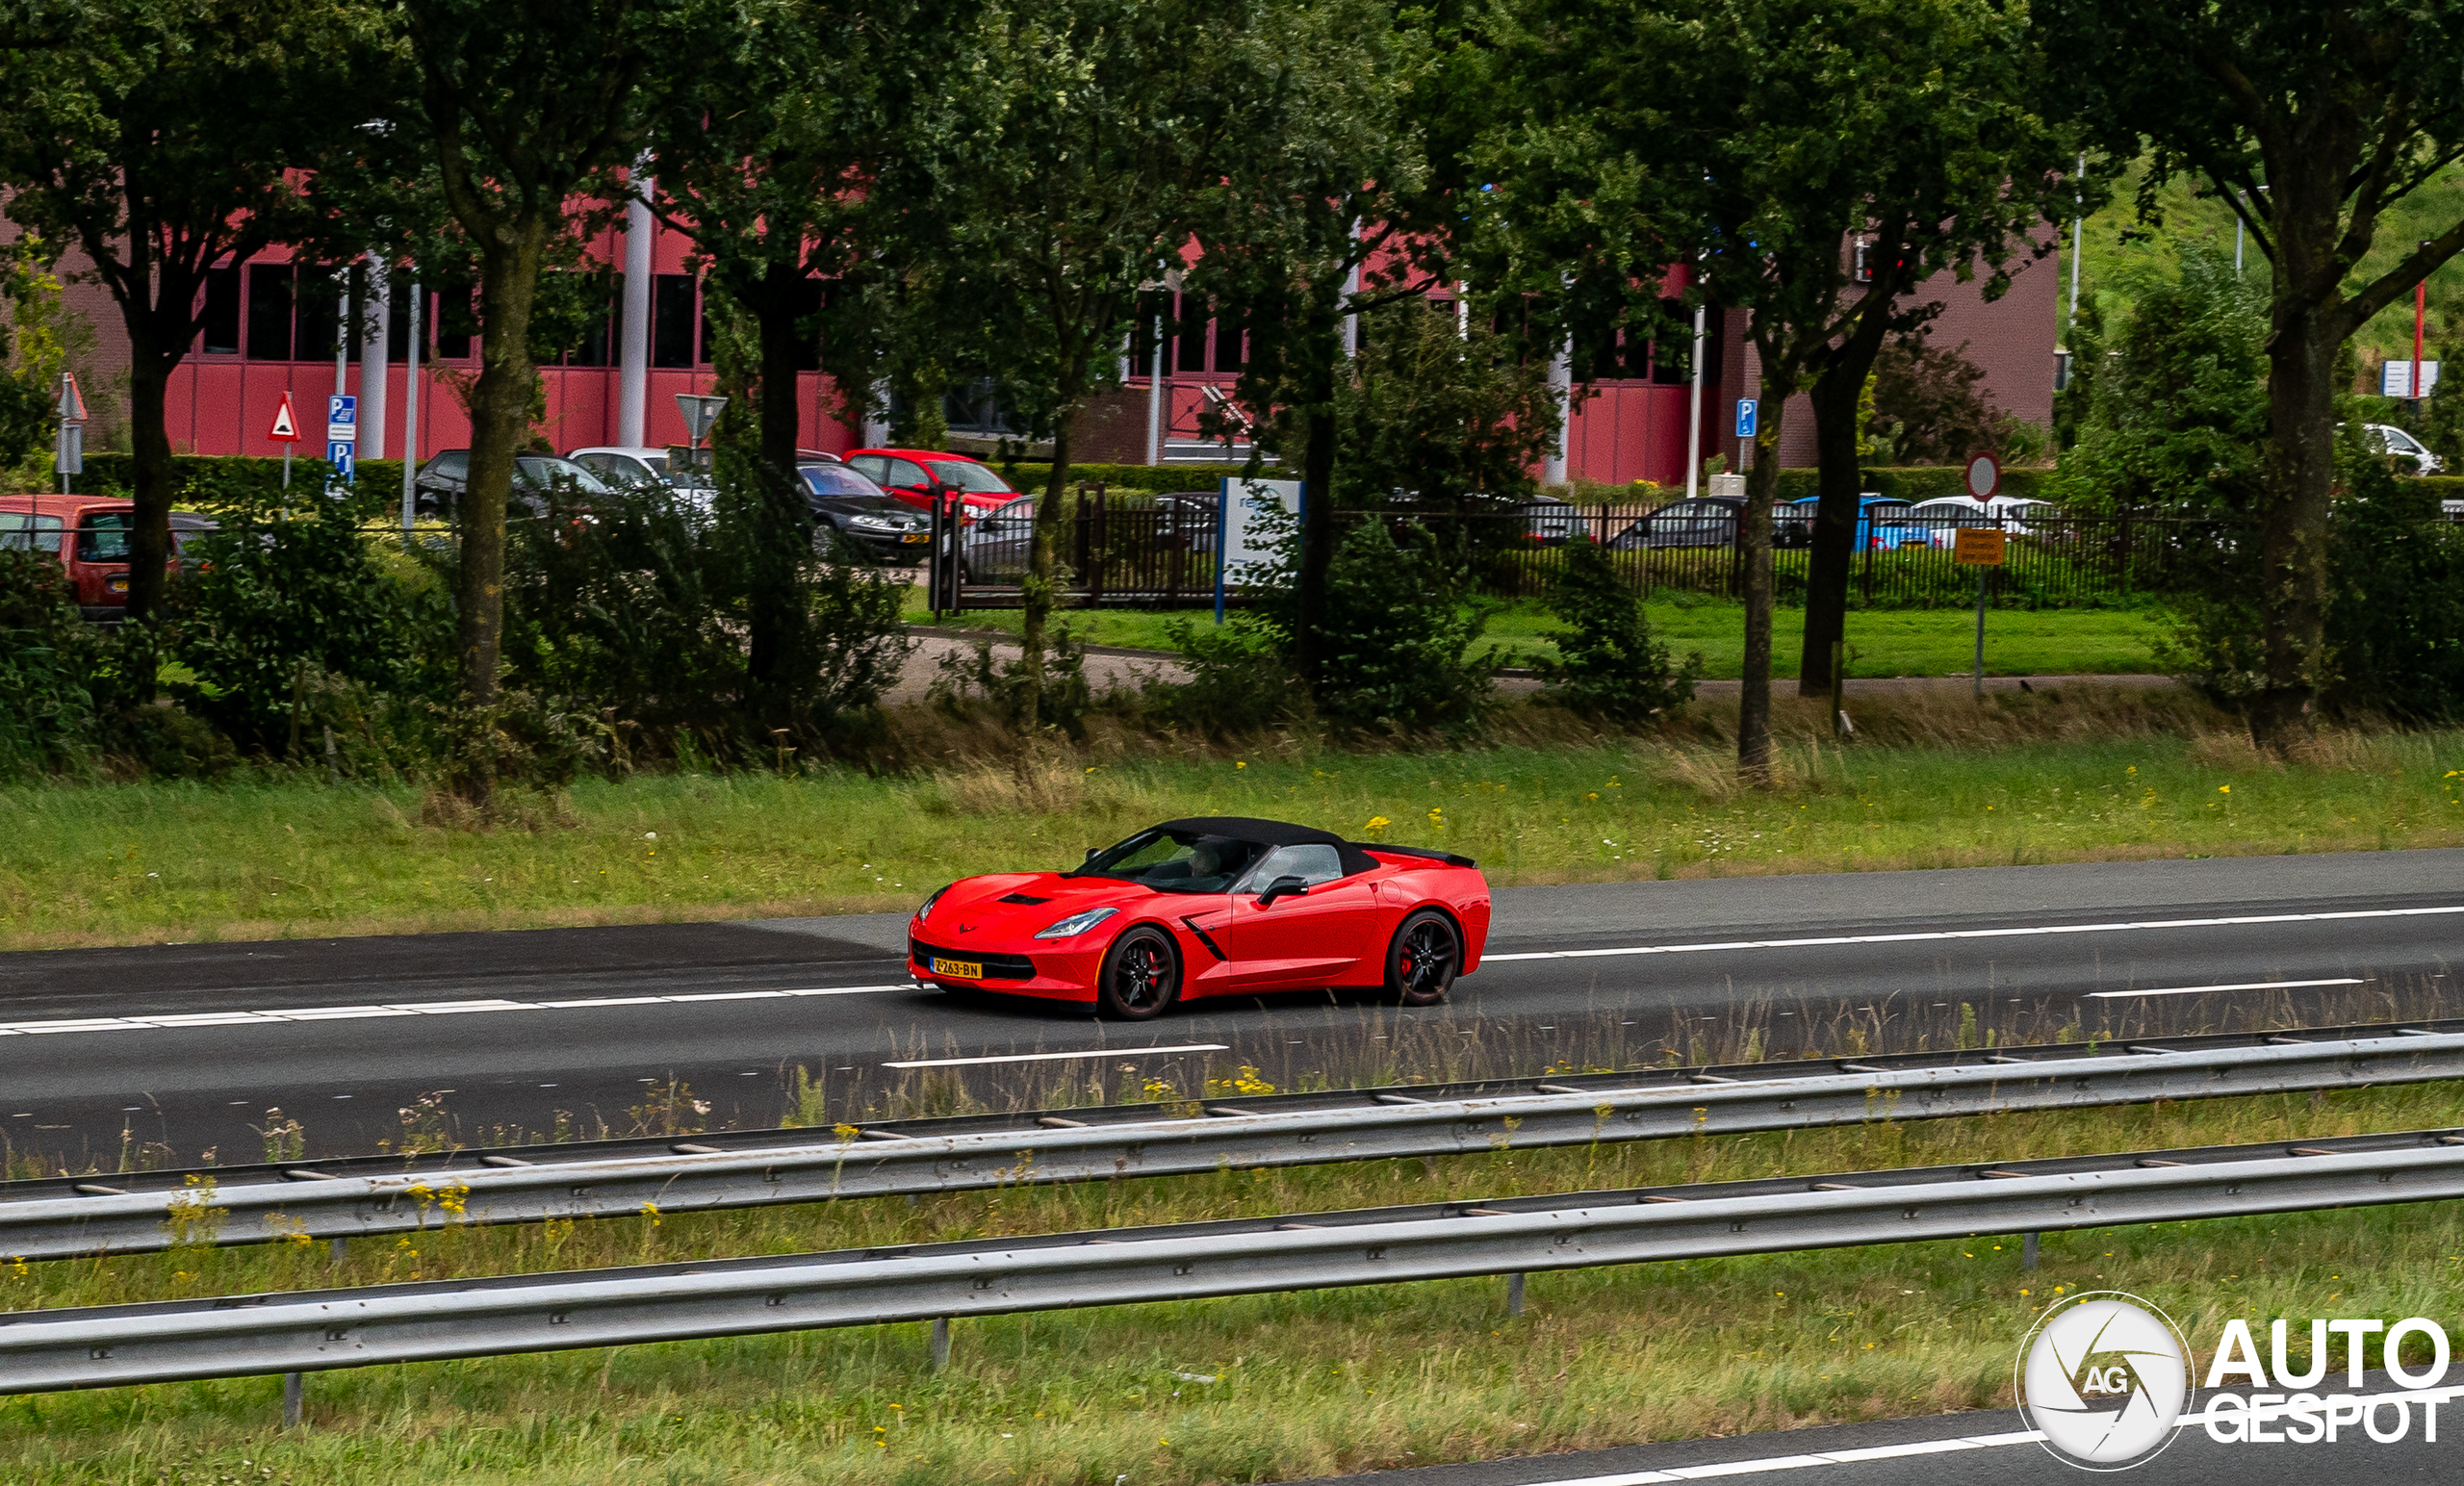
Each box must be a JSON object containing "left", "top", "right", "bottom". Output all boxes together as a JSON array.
[
  {"left": 2087, "top": 977, "right": 2366, "bottom": 1000},
  {"left": 882, "top": 1044, "right": 1229, "bottom": 1069},
  {"left": 0, "top": 985, "right": 919, "bottom": 1038}
]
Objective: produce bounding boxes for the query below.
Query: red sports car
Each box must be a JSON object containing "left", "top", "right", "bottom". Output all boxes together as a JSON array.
[{"left": 907, "top": 817, "right": 1492, "bottom": 1018}]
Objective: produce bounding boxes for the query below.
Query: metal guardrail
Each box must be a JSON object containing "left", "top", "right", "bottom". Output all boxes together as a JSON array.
[
  {"left": 10, "top": 1020, "right": 2464, "bottom": 1260},
  {"left": 10, "top": 1124, "right": 2464, "bottom": 1394}
]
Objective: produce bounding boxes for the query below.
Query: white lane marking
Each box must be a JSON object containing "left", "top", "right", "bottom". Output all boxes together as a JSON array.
[
  {"left": 0, "top": 985, "right": 919, "bottom": 1038},
  {"left": 2087, "top": 977, "right": 2365, "bottom": 999},
  {"left": 883, "top": 1043, "right": 1229, "bottom": 1070},
  {"left": 1506, "top": 1387, "right": 2464, "bottom": 1482},
  {"left": 1483, "top": 904, "right": 2464, "bottom": 964}
]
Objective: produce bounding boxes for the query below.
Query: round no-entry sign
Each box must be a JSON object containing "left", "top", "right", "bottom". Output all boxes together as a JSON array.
[{"left": 1964, "top": 450, "right": 2001, "bottom": 501}]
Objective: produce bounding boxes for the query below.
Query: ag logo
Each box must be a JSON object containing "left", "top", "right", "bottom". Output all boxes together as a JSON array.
[{"left": 2015, "top": 1292, "right": 2191, "bottom": 1471}]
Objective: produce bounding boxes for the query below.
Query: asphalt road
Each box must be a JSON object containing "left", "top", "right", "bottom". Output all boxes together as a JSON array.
[
  {"left": 0, "top": 849, "right": 2454, "bottom": 1166},
  {"left": 1287, "top": 1385, "right": 2462, "bottom": 1485}
]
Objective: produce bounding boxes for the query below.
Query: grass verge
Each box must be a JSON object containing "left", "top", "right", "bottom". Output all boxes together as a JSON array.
[
  {"left": 6, "top": 1079, "right": 2463, "bottom": 1483},
  {"left": 0, "top": 687, "right": 2454, "bottom": 951},
  {"left": 911, "top": 594, "right": 2169, "bottom": 679}
]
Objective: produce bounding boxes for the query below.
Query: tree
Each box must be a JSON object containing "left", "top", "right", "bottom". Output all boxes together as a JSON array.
[
  {"left": 392, "top": 0, "right": 684, "bottom": 794},
  {"left": 1186, "top": 0, "right": 1437, "bottom": 688},
  {"left": 0, "top": 0, "right": 367, "bottom": 621},
  {"left": 1482, "top": 0, "right": 2074, "bottom": 780},
  {"left": 641, "top": 0, "right": 907, "bottom": 727},
  {"left": 2038, "top": 0, "right": 2464, "bottom": 746},
  {"left": 927, "top": 0, "right": 1266, "bottom": 730}
]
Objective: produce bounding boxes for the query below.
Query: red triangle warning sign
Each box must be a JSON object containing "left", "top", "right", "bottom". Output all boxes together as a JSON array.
[{"left": 269, "top": 393, "right": 301, "bottom": 443}]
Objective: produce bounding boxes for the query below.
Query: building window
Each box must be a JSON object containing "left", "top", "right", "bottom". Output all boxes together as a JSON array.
[
  {"left": 295, "top": 269, "right": 342, "bottom": 362},
  {"left": 198, "top": 268, "right": 241, "bottom": 355},
  {"left": 245, "top": 264, "right": 294, "bottom": 361},
  {"left": 434, "top": 287, "right": 476, "bottom": 360},
  {"left": 653, "top": 273, "right": 697, "bottom": 369}
]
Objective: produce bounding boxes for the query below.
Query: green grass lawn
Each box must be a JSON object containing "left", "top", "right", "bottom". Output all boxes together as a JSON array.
[
  {"left": 910, "top": 592, "right": 2169, "bottom": 679},
  {"left": 1, "top": 717, "right": 2452, "bottom": 950}
]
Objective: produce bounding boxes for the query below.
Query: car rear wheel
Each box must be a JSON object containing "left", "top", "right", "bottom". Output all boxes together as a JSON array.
[
  {"left": 1096, "top": 925, "right": 1180, "bottom": 1020},
  {"left": 1384, "top": 910, "right": 1459, "bottom": 1007}
]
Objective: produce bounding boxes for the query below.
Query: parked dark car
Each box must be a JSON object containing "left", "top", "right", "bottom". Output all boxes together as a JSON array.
[
  {"left": 1608, "top": 496, "right": 1744, "bottom": 550},
  {"left": 413, "top": 450, "right": 613, "bottom": 517},
  {"left": 799, "top": 462, "right": 931, "bottom": 563}
]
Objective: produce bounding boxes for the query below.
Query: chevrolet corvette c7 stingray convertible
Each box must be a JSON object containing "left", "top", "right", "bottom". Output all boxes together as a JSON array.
[{"left": 906, "top": 816, "right": 1492, "bottom": 1018}]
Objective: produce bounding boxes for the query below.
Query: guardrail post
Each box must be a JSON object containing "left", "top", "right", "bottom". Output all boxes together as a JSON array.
[
  {"left": 1506, "top": 1271, "right": 1526, "bottom": 1318},
  {"left": 2022, "top": 1231, "right": 2040, "bottom": 1271},
  {"left": 281, "top": 1371, "right": 304, "bottom": 1428},
  {"left": 930, "top": 1317, "right": 952, "bottom": 1372},
  {"left": 329, "top": 1236, "right": 346, "bottom": 1265}
]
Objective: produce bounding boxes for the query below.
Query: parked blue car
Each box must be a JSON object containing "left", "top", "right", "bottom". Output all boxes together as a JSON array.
[{"left": 1785, "top": 495, "right": 1930, "bottom": 550}]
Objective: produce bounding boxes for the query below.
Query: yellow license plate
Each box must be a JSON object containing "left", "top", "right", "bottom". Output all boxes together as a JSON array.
[
  {"left": 107, "top": 576, "right": 128, "bottom": 593},
  {"left": 901, "top": 532, "right": 928, "bottom": 544},
  {"left": 931, "top": 957, "right": 983, "bottom": 980}
]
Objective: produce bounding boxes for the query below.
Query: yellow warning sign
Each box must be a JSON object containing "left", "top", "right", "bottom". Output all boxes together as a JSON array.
[{"left": 1953, "top": 527, "right": 2008, "bottom": 566}]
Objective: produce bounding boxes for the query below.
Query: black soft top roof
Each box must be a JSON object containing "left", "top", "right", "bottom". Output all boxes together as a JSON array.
[{"left": 1150, "top": 817, "right": 1472, "bottom": 875}]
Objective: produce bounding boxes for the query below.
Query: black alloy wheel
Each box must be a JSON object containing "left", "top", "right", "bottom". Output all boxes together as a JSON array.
[
  {"left": 1096, "top": 925, "right": 1181, "bottom": 1020},
  {"left": 1384, "top": 910, "right": 1460, "bottom": 1007}
]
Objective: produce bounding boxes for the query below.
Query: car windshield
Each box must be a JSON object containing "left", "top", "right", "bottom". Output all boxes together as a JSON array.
[
  {"left": 928, "top": 460, "right": 1015, "bottom": 495},
  {"left": 802, "top": 465, "right": 889, "bottom": 499},
  {"left": 1069, "top": 827, "right": 1266, "bottom": 894},
  {"left": 0, "top": 512, "right": 64, "bottom": 551},
  {"left": 516, "top": 456, "right": 613, "bottom": 495}
]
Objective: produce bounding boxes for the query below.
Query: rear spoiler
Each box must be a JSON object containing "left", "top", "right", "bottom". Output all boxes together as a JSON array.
[{"left": 1363, "top": 844, "right": 1477, "bottom": 869}]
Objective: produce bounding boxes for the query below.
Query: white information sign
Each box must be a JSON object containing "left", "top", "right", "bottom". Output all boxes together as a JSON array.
[
  {"left": 2383, "top": 360, "right": 2441, "bottom": 399},
  {"left": 1215, "top": 476, "right": 1304, "bottom": 623}
]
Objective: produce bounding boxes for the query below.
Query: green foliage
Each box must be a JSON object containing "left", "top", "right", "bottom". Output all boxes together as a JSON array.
[
  {"left": 174, "top": 484, "right": 441, "bottom": 756},
  {"left": 1315, "top": 517, "right": 1496, "bottom": 730},
  {"left": 1535, "top": 537, "right": 1702, "bottom": 722},
  {"left": 0, "top": 548, "right": 98, "bottom": 777},
  {"left": 1338, "top": 300, "right": 1561, "bottom": 505},
  {"left": 1863, "top": 333, "right": 2043, "bottom": 468},
  {"left": 2323, "top": 458, "right": 2464, "bottom": 723},
  {"left": 1151, "top": 613, "right": 1299, "bottom": 735},
  {"left": 2043, "top": 243, "right": 2268, "bottom": 513}
]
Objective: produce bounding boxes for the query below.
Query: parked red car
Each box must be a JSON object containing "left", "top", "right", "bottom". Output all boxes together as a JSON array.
[
  {"left": 0, "top": 496, "right": 216, "bottom": 620},
  {"left": 844, "top": 448, "right": 1023, "bottom": 521}
]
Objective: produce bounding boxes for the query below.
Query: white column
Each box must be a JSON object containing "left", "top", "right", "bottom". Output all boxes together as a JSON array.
[
  {"left": 1145, "top": 312, "right": 1165, "bottom": 465},
  {"left": 399, "top": 280, "right": 423, "bottom": 530},
  {"left": 618, "top": 166, "right": 654, "bottom": 448},
  {"left": 356, "top": 255, "right": 390, "bottom": 460},
  {"left": 1542, "top": 329, "right": 1572, "bottom": 487},
  {"left": 1685, "top": 300, "right": 1707, "bottom": 500}
]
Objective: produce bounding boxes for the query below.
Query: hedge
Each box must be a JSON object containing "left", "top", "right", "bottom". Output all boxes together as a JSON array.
[{"left": 72, "top": 452, "right": 410, "bottom": 506}]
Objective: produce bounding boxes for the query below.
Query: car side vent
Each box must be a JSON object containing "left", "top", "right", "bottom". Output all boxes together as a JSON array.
[{"left": 997, "top": 893, "right": 1053, "bottom": 906}]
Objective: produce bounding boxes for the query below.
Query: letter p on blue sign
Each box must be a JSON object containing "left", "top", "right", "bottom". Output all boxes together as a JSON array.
[{"left": 1734, "top": 399, "right": 1758, "bottom": 439}]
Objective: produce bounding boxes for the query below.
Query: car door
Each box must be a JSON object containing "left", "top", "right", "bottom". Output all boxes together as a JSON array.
[{"left": 1227, "top": 844, "right": 1380, "bottom": 989}]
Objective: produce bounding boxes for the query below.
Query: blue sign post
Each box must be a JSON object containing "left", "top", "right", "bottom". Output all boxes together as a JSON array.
[
  {"left": 1734, "top": 399, "right": 1758, "bottom": 440},
  {"left": 326, "top": 394, "right": 358, "bottom": 489}
]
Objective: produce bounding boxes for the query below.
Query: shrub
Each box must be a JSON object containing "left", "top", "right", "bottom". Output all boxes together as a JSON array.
[
  {"left": 0, "top": 547, "right": 99, "bottom": 776},
  {"left": 1313, "top": 517, "right": 1496, "bottom": 731},
  {"left": 1536, "top": 536, "right": 1702, "bottom": 722},
  {"left": 2323, "top": 456, "right": 2464, "bottom": 722},
  {"left": 1150, "top": 612, "right": 1297, "bottom": 734}
]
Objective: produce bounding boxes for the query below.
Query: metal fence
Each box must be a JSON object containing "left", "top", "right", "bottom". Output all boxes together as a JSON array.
[
  {"left": 11, "top": 1019, "right": 2464, "bottom": 1261},
  {"left": 928, "top": 490, "right": 2246, "bottom": 613},
  {"left": 11, "top": 1123, "right": 2464, "bottom": 1395}
]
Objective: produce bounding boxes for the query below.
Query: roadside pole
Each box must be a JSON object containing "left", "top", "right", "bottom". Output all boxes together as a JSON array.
[
  {"left": 53, "top": 372, "right": 85, "bottom": 495},
  {"left": 268, "top": 393, "right": 302, "bottom": 493},
  {"left": 400, "top": 282, "right": 422, "bottom": 534},
  {"left": 1957, "top": 451, "right": 2006, "bottom": 700}
]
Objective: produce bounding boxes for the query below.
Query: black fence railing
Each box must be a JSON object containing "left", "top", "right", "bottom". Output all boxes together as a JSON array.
[{"left": 932, "top": 491, "right": 2252, "bottom": 613}]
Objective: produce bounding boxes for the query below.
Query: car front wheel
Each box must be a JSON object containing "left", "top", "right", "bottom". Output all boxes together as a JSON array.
[
  {"left": 1384, "top": 910, "right": 1460, "bottom": 1007},
  {"left": 1096, "top": 925, "right": 1181, "bottom": 1020}
]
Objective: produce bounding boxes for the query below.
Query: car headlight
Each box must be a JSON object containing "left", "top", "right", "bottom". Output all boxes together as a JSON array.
[
  {"left": 915, "top": 884, "right": 951, "bottom": 923},
  {"left": 849, "top": 515, "right": 895, "bottom": 530},
  {"left": 1034, "top": 907, "right": 1118, "bottom": 940}
]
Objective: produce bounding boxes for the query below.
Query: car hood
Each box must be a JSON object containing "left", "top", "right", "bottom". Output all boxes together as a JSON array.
[{"left": 914, "top": 871, "right": 1168, "bottom": 939}]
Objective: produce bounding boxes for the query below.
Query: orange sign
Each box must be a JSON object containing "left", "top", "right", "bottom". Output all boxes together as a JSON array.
[{"left": 1953, "top": 527, "right": 2008, "bottom": 566}]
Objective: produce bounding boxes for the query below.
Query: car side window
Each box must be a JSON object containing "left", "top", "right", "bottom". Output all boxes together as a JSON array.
[
  {"left": 1245, "top": 844, "right": 1346, "bottom": 892},
  {"left": 848, "top": 455, "right": 889, "bottom": 482},
  {"left": 75, "top": 514, "right": 133, "bottom": 563}
]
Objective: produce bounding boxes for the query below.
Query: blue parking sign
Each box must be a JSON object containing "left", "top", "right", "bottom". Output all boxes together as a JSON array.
[
  {"left": 1734, "top": 399, "right": 1758, "bottom": 439},
  {"left": 327, "top": 442, "right": 355, "bottom": 482}
]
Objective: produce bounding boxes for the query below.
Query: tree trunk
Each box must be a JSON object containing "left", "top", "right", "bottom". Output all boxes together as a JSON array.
[
  {"left": 121, "top": 326, "right": 177, "bottom": 624},
  {"left": 1738, "top": 359, "right": 1788, "bottom": 786},
  {"left": 1797, "top": 358, "right": 1868, "bottom": 694},
  {"left": 1291, "top": 316, "right": 1341, "bottom": 687},
  {"left": 745, "top": 257, "right": 813, "bottom": 726},
  {"left": 1019, "top": 403, "right": 1077, "bottom": 734},
  {"left": 456, "top": 223, "right": 547, "bottom": 798},
  {"left": 2250, "top": 283, "right": 2340, "bottom": 749}
]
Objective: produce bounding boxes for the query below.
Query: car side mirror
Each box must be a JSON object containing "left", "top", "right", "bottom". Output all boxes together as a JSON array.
[
  {"left": 1257, "top": 874, "right": 1309, "bottom": 906},
  {"left": 1084, "top": 847, "right": 1099, "bottom": 861}
]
